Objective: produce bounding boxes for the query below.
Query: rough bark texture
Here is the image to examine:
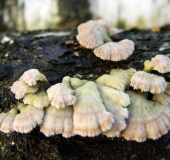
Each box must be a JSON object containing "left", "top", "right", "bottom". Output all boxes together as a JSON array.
[{"left": 0, "top": 26, "right": 170, "bottom": 160}]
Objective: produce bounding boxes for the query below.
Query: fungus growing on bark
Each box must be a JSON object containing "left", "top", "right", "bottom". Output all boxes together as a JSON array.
[
  {"left": 121, "top": 90, "right": 170, "bottom": 142},
  {"left": 93, "top": 39, "right": 134, "bottom": 61},
  {"left": 40, "top": 105, "right": 74, "bottom": 138},
  {"left": 1, "top": 66, "right": 170, "bottom": 142},
  {"left": 96, "top": 68, "right": 136, "bottom": 91},
  {"left": 130, "top": 71, "right": 167, "bottom": 93},
  {"left": 20, "top": 69, "right": 48, "bottom": 86},
  {"left": 77, "top": 19, "right": 118, "bottom": 49},
  {"left": 69, "top": 77, "right": 87, "bottom": 90},
  {"left": 13, "top": 103, "right": 44, "bottom": 133},
  {"left": 0, "top": 108, "right": 18, "bottom": 133},
  {"left": 97, "top": 84, "right": 129, "bottom": 137},
  {"left": 11, "top": 80, "right": 39, "bottom": 99},
  {"left": 144, "top": 54, "right": 170, "bottom": 73},
  {"left": 77, "top": 19, "right": 134, "bottom": 61},
  {"left": 73, "top": 81, "right": 114, "bottom": 137},
  {"left": 47, "top": 76, "right": 76, "bottom": 109},
  {"left": 23, "top": 89, "right": 50, "bottom": 109}
]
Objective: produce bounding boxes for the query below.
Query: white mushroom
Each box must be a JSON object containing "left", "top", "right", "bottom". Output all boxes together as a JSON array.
[
  {"left": 97, "top": 84, "right": 129, "bottom": 137},
  {"left": 73, "top": 81, "right": 114, "bottom": 137},
  {"left": 93, "top": 39, "right": 134, "bottom": 61},
  {"left": 47, "top": 76, "right": 76, "bottom": 109},
  {"left": 130, "top": 71, "right": 167, "bottom": 93},
  {"left": 11, "top": 80, "right": 39, "bottom": 99},
  {"left": 0, "top": 108, "right": 18, "bottom": 133},
  {"left": 13, "top": 103, "right": 44, "bottom": 133},
  {"left": 40, "top": 105, "right": 74, "bottom": 138},
  {"left": 121, "top": 90, "right": 170, "bottom": 142},
  {"left": 20, "top": 69, "right": 48, "bottom": 86}
]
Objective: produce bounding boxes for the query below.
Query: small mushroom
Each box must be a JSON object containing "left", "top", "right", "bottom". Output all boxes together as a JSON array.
[
  {"left": 20, "top": 69, "right": 48, "bottom": 86},
  {"left": 96, "top": 19, "right": 118, "bottom": 36},
  {"left": 69, "top": 77, "right": 88, "bottom": 90},
  {"left": 73, "top": 81, "right": 114, "bottom": 137},
  {"left": 130, "top": 71, "right": 167, "bottom": 93},
  {"left": 40, "top": 105, "right": 74, "bottom": 138},
  {"left": 97, "top": 84, "right": 129, "bottom": 137},
  {"left": 153, "top": 82, "right": 170, "bottom": 107},
  {"left": 77, "top": 19, "right": 115, "bottom": 49},
  {"left": 11, "top": 80, "right": 39, "bottom": 99},
  {"left": 153, "top": 93, "right": 170, "bottom": 107},
  {"left": 77, "top": 19, "right": 118, "bottom": 36},
  {"left": 144, "top": 54, "right": 170, "bottom": 73},
  {"left": 96, "top": 68, "right": 136, "bottom": 91},
  {"left": 47, "top": 76, "right": 76, "bottom": 109},
  {"left": 23, "top": 89, "right": 50, "bottom": 109},
  {"left": 0, "top": 108, "right": 18, "bottom": 133},
  {"left": 121, "top": 90, "right": 170, "bottom": 142},
  {"left": 93, "top": 39, "right": 134, "bottom": 61},
  {"left": 13, "top": 103, "right": 44, "bottom": 133}
]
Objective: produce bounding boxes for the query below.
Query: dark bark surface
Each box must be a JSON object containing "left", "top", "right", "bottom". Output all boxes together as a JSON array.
[{"left": 0, "top": 26, "right": 170, "bottom": 160}]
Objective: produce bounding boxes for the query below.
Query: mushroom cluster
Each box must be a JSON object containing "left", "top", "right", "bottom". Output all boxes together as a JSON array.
[
  {"left": 1, "top": 20, "right": 170, "bottom": 143},
  {"left": 76, "top": 19, "right": 135, "bottom": 61},
  {"left": 0, "top": 69, "right": 48, "bottom": 133}
]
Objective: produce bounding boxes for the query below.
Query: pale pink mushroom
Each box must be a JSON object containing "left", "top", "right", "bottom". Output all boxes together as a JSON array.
[
  {"left": 76, "top": 19, "right": 117, "bottom": 49},
  {"left": 121, "top": 90, "right": 170, "bottom": 142},
  {"left": 0, "top": 108, "right": 18, "bottom": 133},
  {"left": 40, "top": 105, "right": 74, "bottom": 138},
  {"left": 47, "top": 76, "right": 76, "bottom": 109},
  {"left": 13, "top": 103, "right": 44, "bottom": 133},
  {"left": 73, "top": 81, "right": 114, "bottom": 137},
  {"left": 11, "top": 80, "right": 39, "bottom": 99},
  {"left": 20, "top": 69, "right": 48, "bottom": 86},
  {"left": 93, "top": 39, "right": 134, "bottom": 61},
  {"left": 144, "top": 54, "right": 170, "bottom": 73},
  {"left": 97, "top": 84, "right": 129, "bottom": 137},
  {"left": 130, "top": 71, "right": 167, "bottom": 93}
]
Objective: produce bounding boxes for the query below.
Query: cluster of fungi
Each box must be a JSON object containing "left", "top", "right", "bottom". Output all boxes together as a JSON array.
[{"left": 1, "top": 20, "right": 170, "bottom": 142}]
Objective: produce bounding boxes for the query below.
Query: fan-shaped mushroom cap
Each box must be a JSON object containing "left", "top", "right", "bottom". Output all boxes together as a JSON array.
[
  {"left": 73, "top": 81, "right": 114, "bottom": 137},
  {"left": 11, "top": 80, "right": 39, "bottom": 99},
  {"left": 20, "top": 69, "right": 48, "bottom": 86},
  {"left": 97, "top": 84, "right": 129, "bottom": 137},
  {"left": 94, "top": 39, "right": 134, "bottom": 61},
  {"left": 96, "top": 68, "right": 136, "bottom": 91},
  {"left": 121, "top": 90, "right": 170, "bottom": 142},
  {"left": 77, "top": 20, "right": 98, "bottom": 32},
  {"left": 78, "top": 19, "right": 118, "bottom": 36},
  {"left": 150, "top": 55, "right": 170, "bottom": 73},
  {"left": 69, "top": 77, "right": 88, "bottom": 90},
  {"left": 130, "top": 71, "right": 167, "bottom": 93},
  {"left": 0, "top": 108, "right": 18, "bottom": 133},
  {"left": 47, "top": 77, "right": 76, "bottom": 109},
  {"left": 23, "top": 89, "right": 50, "bottom": 109},
  {"left": 77, "top": 20, "right": 115, "bottom": 49},
  {"left": 96, "top": 19, "right": 118, "bottom": 36},
  {"left": 153, "top": 93, "right": 170, "bottom": 107},
  {"left": 13, "top": 103, "right": 44, "bottom": 133},
  {"left": 40, "top": 105, "right": 74, "bottom": 138}
]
